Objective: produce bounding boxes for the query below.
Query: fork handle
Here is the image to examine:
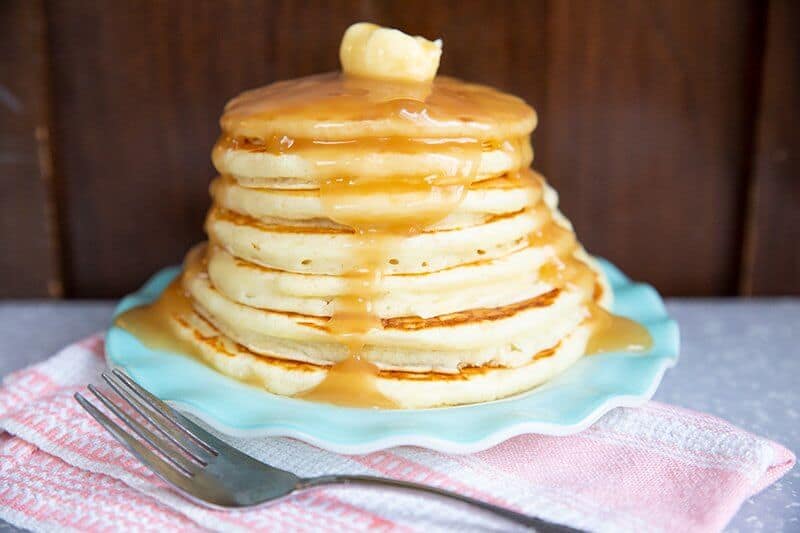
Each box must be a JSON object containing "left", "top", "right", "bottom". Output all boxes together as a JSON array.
[{"left": 297, "top": 475, "right": 584, "bottom": 532}]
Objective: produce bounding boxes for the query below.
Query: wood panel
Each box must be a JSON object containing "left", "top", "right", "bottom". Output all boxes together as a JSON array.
[
  {"left": 46, "top": 0, "right": 369, "bottom": 297},
  {"left": 0, "top": 0, "right": 62, "bottom": 297},
  {"left": 740, "top": 0, "right": 800, "bottom": 295},
  {"left": 365, "top": 0, "right": 548, "bottom": 105},
  {"left": 45, "top": 0, "right": 550, "bottom": 297},
  {"left": 542, "top": 0, "right": 763, "bottom": 296},
  {"left": 11, "top": 0, "right": 787, "bottom": 297}
]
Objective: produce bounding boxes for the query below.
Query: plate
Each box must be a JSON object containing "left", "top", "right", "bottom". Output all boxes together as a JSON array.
[{"left": 106, "top": 258, "right": 679, "bottom": 454}]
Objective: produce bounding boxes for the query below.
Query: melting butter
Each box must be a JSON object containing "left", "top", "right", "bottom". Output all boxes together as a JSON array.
[{"left": 340, "top": 22, "right": 442, "bottom": 83}]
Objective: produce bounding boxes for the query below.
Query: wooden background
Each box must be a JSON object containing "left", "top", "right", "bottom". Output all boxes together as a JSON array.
[{"left": 2, "top": 0, "right": 797, "bottom": 299}]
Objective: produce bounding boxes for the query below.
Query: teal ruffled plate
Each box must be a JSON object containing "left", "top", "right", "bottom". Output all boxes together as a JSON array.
[{"left": 106, "top": 259, "right": 679, "bottom": 454}]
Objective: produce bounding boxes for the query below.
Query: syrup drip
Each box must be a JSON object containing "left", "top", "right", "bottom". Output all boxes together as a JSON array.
[
  {"left": 298, "top": 132, "right": 481, "bottom": 408},
  {"left": 529, "top": 206, "right": 652, "bottom": 355},
  {"left": 296, "top": 226, "right": 392, "bottom": 407},
  {"left": 114, "top": 278, "right": 201, "bottom": 360},
  {"left": 296, "top": 354, "right": 396, "bottom": 408}
]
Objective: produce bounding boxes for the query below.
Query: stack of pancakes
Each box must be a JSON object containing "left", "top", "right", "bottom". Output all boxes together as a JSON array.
[{"left": 168, "top": 69, "right": 613, "bottom": 409}]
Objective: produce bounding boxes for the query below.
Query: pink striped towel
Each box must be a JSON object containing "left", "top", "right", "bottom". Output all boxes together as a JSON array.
[{"left": 0, "top": 335, "right": 794, "bottom": 532}]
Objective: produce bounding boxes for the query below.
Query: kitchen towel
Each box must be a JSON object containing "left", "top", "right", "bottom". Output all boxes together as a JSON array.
[{"left": 0, "top": 334, "right": 794, "bottom": 532}]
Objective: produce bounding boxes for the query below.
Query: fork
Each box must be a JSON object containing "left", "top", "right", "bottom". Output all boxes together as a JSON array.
[{"left": 75, "top": 369, "right": 583, "bottom": 532}]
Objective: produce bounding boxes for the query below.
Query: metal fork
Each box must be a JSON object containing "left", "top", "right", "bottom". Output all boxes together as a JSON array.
[{"left": 74, "top": 369, "right": 582, "bottom": 532}]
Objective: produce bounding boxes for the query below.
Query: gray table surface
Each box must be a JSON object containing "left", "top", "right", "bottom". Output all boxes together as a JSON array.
[{"left": 0, "top": 299, "right": 798, "bottom": 532}]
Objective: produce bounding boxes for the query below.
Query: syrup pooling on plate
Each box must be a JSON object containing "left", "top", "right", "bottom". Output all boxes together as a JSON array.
[
  {"left": 114, "top": 278, "right": 201, "bottom": 360},
  {"left": 528, "top": 192, "right": 653, "bottom": 355},
  {"left": 114, "top": 246, "right": 211, "bottom": 360},
  {"left": 585, "top": 304, "right": 653, "bottom": 354}
]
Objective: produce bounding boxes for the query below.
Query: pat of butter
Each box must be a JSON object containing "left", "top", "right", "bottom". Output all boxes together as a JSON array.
[{"left": 340, "top": 23, "right": 442, "bottom": 82}]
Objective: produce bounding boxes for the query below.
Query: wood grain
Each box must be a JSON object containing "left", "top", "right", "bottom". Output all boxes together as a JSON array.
[
  {"left": 46, "top": 0, "right": 371, "bottom": 297},
  {"left": 1, "top": 0, "right": 790, "bottom": 297},
  {"left": 45, "top": 0, "right": 550, "bottom": 297},
  {"left": 542, "top": 0, "right": 763, "bottom": 296},
  {"left": 740, "top": 0, "right": 800, "bottom": 295},
  {"left": 365, "top": 0, "right": 548, "bottom": 104},
  {"left": 0, "top": 0, "right": 62, "bottom": 297}
]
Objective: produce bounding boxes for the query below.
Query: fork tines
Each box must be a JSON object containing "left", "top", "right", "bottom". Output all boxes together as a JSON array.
[{"left": 75, "top": 369, "right": 217, "bottom": 478}]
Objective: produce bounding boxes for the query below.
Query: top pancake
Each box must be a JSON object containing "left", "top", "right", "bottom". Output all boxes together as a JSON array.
[{"left": 220, "top": 73, "right": 536, "bottom": 141}]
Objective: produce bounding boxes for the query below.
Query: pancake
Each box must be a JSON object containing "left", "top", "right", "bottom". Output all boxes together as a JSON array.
[
  {"left": 206, "top": 205, "right": 545, "bottom": 276},
  {"left": 115, "top": 22, "right": 648, "bottom": 410},
  {"left": 206, "top": 244, "right": 554, "bottom": 318},
  {"left": 206, "top": 244, "right": 612, "bottom": 318},
  {"left": 180, "top": 242, "right": 606, "bottom": 372},
  {"left": 213, "top": 134, "right": 533, "bottom": 184},
  {"left": 171, "top": 308, "right": 590, "bottom": 409},
  {"left": 184, "top": 253, "right": 584, "bottom": 353},
  {"left": 220, "top": 73, "right": 537, "bottom": 142},
  {"left": 210, "top": 172, "right": 540, "bottom": 230}
]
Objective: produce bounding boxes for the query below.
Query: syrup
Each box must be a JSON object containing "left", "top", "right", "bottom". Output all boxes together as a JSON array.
[
  {"left": 114, "top": 278, "right": 200, "bottom": 359},
  {"left": 585, "top": 303, "right": 653, "bottom": 354},
  {"left": 299, "top": 130, "right": 482, "bottom": 408},
  {"left": 530, "top": 206, "right": 652, "bottom": 355},
  {"left": 220, "top": 73, "right": 536, "bottom": 141}
]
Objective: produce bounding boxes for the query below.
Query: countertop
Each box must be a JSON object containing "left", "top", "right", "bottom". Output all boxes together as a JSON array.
[{"left": 0, "top": 299, "right": 798, "bottom": 532}]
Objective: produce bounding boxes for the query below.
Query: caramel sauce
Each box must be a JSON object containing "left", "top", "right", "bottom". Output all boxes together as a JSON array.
[
  {"left": 297, "top": 353, "right": 396, "bottom": 408},
  {"left": 220, "top": 73, "right": 536, "bottom": 140},
  {"left": 114, "top": 278, "right": 202, "bottom": 359},
  {"left": 585, "top": 303, "right": 653, "bottom": 355},
  {"left": 222, "top": 134, "right": 522, "bottom": 155},
  {"left": 317, "top": 176, "right": 469, "bottom": 232},
  {"left": 216, "top": 133, "right": 532, "bottom": 182},
  {"left": 529, "top": 207, "right": 652, "bottom": 355},
  {"left": 540, "top": 251, "right": 652, "bottom": 354},
  {"left": 299, "top": 132, "right": 482, "bottom": 408}
]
